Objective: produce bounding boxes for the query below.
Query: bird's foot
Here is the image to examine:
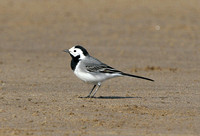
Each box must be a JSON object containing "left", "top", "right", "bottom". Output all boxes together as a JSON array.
[
  {"left": 78, "top": 95, "right": 91, "bottom": 98},
  {"left": 90, "top": 95, "right": 95, "bottom": 98}
]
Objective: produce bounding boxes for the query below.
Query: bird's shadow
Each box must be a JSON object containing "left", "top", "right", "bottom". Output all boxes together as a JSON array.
[{"left": 79, "top": 96, "right": 142, "bottom": 99}]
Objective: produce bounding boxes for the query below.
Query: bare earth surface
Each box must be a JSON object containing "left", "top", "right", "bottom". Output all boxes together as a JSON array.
[{"left": 0, "top": 0, "right": 200, "bottom": 136}]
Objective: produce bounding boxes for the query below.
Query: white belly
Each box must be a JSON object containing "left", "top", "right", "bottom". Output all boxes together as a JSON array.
[
  {"left": 74, "top": 69, "right": 107, "bottom": 84},
  {"left": 74, "top": 67, "right": 117, "bottom": 85},
  {"left": 74, "top": 61, "right": 121, "bottom": 84}
]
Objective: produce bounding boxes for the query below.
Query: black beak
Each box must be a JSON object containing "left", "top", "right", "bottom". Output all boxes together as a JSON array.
[{"left": 63, "top": 49, "right": 69, "bottom": 53}]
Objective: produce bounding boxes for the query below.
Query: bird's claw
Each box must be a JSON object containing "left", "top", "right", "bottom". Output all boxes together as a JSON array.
[{"left": 78, "top": 95, "right": 96, "bottom": 98}]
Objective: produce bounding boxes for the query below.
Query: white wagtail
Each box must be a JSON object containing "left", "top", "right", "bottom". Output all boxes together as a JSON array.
[{"left": 64, "top": 45, "right": 154, "bottom": 98}]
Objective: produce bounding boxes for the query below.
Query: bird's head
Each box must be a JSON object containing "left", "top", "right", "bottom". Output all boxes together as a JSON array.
[{"left": 64, "top": 45, "right": 89, "bottom": 60}]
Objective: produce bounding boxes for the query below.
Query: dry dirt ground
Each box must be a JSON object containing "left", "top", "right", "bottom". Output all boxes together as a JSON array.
[{"left": 0, "top": 0, "right": 200, "bottom": 136}]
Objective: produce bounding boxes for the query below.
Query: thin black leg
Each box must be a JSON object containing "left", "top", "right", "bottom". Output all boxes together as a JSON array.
[
  {"left": 91, "top": 83, "right": 101, "bottom": 98},
  {"left": 86, "top": 85, "right": 96, "bottom": 98}
]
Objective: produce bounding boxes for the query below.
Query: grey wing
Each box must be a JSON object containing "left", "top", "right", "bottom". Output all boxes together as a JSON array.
[{"left": 84, "top": 57, "right": 122, "bottom": 74}]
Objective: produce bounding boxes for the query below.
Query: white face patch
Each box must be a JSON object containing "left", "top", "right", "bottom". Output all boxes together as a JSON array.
[{"left": 68, "top": 46, "right": 86, "bottom": 59}]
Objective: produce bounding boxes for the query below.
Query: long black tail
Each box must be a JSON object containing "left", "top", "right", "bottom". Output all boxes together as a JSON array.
[{"left": 122, "top": 72, "right": 154, "bottom": 82}]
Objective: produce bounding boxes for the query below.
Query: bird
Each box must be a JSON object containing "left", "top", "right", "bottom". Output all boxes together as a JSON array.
[{"left": 64, "top": 45, "right": 154, "bottom": 98}]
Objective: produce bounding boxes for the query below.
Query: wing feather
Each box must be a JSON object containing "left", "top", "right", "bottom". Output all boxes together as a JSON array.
[
  {"left": 83, "top": 56, "right": 122, "bottom": 74},
  {"left": 86, "top": 64, "right": 122, "bottom": 74}
]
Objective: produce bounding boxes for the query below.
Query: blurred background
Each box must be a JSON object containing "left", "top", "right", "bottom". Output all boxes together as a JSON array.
[
  {"left": 0, "top": 0, "right": 200, "bottom": 135},
  {"left": 1, "top": 0, "right": 200, "bottom": 86},
  {"left": 1, "top": 0, "right": 200, "bottom": 79}
]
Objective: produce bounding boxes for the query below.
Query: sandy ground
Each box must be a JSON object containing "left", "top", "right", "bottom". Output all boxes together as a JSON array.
[{"left": 0, "top": 0, "right": 200, "bottom": 135}]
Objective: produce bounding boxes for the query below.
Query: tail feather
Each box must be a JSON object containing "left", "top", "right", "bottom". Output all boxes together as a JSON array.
[{"left": 122, "top": 72, "right": 154, "bottom": 82}]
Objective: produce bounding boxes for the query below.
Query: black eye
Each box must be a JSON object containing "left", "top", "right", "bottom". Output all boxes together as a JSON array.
[{"left": 74, "top": 50, "right": 76, "bottom": 52}]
